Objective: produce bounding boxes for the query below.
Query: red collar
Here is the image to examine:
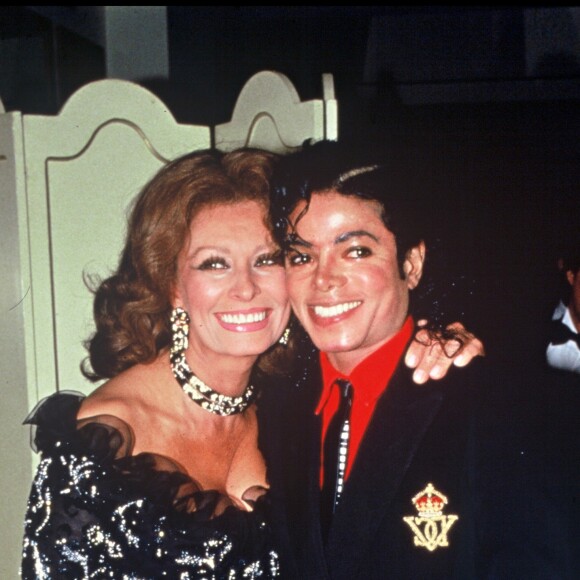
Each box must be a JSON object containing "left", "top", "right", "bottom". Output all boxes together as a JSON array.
[{"left": 316, "top": 315, "right": 414, "bottom": 414}]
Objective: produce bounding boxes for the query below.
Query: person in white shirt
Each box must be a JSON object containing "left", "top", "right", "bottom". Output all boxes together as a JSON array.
[{"left": 546, "top": 248, "right": 580, "bottom": 375}]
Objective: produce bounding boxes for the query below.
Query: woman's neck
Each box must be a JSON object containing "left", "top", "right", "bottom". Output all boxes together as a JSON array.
[{"left": 181, "top": 348, "right": 257, "bottom": 398}]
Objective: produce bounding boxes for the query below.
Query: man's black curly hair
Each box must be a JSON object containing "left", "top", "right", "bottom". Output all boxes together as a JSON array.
[{"left": 270, "top": 139, "right": 432, "bottom": 277}]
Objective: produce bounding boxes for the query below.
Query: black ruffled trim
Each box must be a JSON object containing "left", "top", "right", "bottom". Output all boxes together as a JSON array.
[{"left": 25, "top": 391, "right": 275, "bottom": 546}]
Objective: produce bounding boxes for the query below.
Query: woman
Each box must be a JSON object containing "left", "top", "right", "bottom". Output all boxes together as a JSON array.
[{"left": 21, "top": 148, "right": 481, "bottom": 578}]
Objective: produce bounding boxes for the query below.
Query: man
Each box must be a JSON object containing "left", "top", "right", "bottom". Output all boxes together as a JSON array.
[
  {"left": 260, "top": 140, "right": 576, "bottom": 579},
  {"left": 546, "top": 247, "right": 580, "bottom": 374}
]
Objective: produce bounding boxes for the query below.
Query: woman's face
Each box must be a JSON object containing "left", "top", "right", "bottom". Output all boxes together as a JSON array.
[{"left": 173, "top": 200, "right": 290, "bottom": 363}]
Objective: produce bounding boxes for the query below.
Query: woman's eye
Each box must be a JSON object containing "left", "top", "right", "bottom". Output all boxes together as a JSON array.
[
  {"left": 256, "top": 250, "right": 283, "bottom": 267},
  {"left": 287, "top": 251, "right": 311, "bottom": 266},
  {"left": 197, "top": 256, "right": 228, "bottom": 270},
  {"left": 347, "top": 246, "right": 372, "bottom": 259}
]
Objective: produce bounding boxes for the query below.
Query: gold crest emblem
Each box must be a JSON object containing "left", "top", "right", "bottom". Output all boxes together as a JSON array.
[{"left": 403, "top": 483, "right": 458, "bottom": 551}]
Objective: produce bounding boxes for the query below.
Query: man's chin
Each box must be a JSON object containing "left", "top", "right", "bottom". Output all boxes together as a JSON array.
[{"left": 309, "top": 336, "right": 360, "bottom": 355}]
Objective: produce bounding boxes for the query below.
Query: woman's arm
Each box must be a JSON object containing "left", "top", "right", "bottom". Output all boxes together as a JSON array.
[{"left": 21, "top": 453, "right": 121, "bottom": 579}]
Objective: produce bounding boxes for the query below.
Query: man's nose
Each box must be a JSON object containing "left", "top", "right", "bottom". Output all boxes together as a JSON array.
[{"left": 313, "top": 256, "right": 346, "bottom": 292}]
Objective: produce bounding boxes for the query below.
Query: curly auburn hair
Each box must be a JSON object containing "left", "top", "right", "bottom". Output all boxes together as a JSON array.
[{"left": 82, "top": 147, "right": 283, "bottom": 381}]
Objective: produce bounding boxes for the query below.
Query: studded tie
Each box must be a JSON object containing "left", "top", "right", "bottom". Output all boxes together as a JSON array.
[{"left": 320, "top": 378, "right": 353, "bottom": 540}]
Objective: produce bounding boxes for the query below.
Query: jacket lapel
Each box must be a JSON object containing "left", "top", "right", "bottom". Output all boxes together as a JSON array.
[
  {"left": 325, "top": 363, "right": 445, "bottom": 576},
  {"left": 278, "top": 360, "right": 331, "bottom": 578}
]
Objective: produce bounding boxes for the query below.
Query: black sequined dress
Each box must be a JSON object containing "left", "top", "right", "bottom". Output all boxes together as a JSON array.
[{"left": 21, "top": 392, "right": 280, "bottom": 579}]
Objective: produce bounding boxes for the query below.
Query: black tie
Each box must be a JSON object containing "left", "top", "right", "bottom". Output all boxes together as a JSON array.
[
  {"left": 320, "top": 379, "right": 353, "bottom": 541},
  {"left": 550, "top": 320, "right": 580, "bottom": 348}
]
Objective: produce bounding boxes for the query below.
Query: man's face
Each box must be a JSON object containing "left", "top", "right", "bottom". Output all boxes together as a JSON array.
[{"left": 285, "top": 191, "right": 425, "bottom": 373}]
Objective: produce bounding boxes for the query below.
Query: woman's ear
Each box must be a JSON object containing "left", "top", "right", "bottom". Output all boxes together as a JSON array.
[
  {"left": 403, "top": 241, "right": 426, "bottom": 290},
  {"left": 171, "top": 285, "right": 183, "bottom": 310}
]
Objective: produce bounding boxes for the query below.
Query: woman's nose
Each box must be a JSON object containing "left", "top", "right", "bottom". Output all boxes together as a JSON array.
[{"left": 229, "top": 269, "right": 261, "bottom": 301}]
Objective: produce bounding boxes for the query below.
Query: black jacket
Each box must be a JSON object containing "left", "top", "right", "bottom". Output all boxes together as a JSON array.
[{"left": 258, "top": 344, "right": 578, "bottom": 579}]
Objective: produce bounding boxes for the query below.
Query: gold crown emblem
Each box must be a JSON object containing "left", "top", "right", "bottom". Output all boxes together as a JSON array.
[
  {"left": 411, "top": 483, "right": 448, "bottom": 518},
  {"left": 403, "top": 482, "right": 458, "bottom": 552}
]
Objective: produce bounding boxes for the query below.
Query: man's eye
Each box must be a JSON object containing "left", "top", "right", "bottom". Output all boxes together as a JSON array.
[
  {"left": 287, "top": 252, "right": 311, "bottom": 266},
  {"left": 347, "top": 246, "right": 372, "bottom": 259},
  {"left": 197, "top": 257, "right": 228, "bottom": 270},
  {"left": 256, "top": 250, "right": 283, "bottom": 267}
]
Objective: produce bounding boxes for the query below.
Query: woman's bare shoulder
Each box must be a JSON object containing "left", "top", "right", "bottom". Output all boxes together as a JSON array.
[
  {"left": 78, "top": 358, "right": 167, "bottom": 425},
  {"left": 78, "top": 367, "right": 141, "bottom": 421}
]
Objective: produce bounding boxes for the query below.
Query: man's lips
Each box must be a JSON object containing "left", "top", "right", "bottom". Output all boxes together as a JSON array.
[
  {"left": 215, "top": 308, "right": 271, "bottom": 331},
  {"left": 309, "top": 301, "right": 362, "bottom": 324}
]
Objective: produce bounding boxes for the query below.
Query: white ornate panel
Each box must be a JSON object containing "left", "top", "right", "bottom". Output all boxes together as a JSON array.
[
  {"left": 215, "top": 70, "right": 338, "bottom": 153},
  {"left": 0, "top": 108, "right": 34, "bottom": 580},
  {"left": 20, "top": 80, "right": 210, "bottom": 404}
]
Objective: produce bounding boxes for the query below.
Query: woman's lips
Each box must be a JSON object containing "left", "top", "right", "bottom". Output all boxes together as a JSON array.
[{"left": 215, "top": 308, "right": 271, "bottom": 331}]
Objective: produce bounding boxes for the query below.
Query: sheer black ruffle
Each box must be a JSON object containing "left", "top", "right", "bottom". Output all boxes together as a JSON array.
[{"left": 21, "top": 391, "right": 280, "bottom": 579}]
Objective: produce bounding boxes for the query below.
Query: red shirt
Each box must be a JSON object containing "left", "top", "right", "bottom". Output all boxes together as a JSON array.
[{"left": 316, "top": 316, "right": 414, "bottom": 485}]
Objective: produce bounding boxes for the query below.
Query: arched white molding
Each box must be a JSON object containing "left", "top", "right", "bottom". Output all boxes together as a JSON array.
[
  {"left": 28, "top": 78, "right": 209, "bottom": 161},
  {"left": 214, "top": 70, "right": 337, "bottom": 154},
  {"left": 322, "top": 73, "right": 338, "bottom": 142}
]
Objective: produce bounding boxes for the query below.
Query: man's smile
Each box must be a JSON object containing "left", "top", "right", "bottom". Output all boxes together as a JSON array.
[{"left": 310, "top": 301, "right": 362, "bottom": 319}]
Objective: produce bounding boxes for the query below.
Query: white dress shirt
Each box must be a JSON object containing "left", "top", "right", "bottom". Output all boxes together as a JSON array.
[{"left": 546, "top": 301, "right": 580, "bottom": 375}]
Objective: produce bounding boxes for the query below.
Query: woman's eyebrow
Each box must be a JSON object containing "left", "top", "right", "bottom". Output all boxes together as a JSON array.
[
  {"left": 187, "top": 245, "right": 230, "bottom": 259},
  {"left": 286, "top": 236, "right": 312, "bottom": 249}
]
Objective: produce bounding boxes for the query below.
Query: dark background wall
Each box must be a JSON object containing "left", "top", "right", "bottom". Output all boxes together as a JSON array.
[{"left": 2, "top": 5, "right": 579, "bottom": 367}]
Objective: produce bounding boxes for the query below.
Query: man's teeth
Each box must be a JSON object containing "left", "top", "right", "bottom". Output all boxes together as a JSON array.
[
  {"left": 313, "top": 301, "right": 361, "bottom": 318},
  {"left": 220, "top": 311, "right": 267, "bottom": 324}
]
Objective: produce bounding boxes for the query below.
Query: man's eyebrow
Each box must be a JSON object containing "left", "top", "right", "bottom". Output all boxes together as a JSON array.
[
  {"left": 286, "top": 230, "right": 379, "bottom": 249},
  {"left": 336, "top": 230, "right": 379, "bottom": 244}
]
